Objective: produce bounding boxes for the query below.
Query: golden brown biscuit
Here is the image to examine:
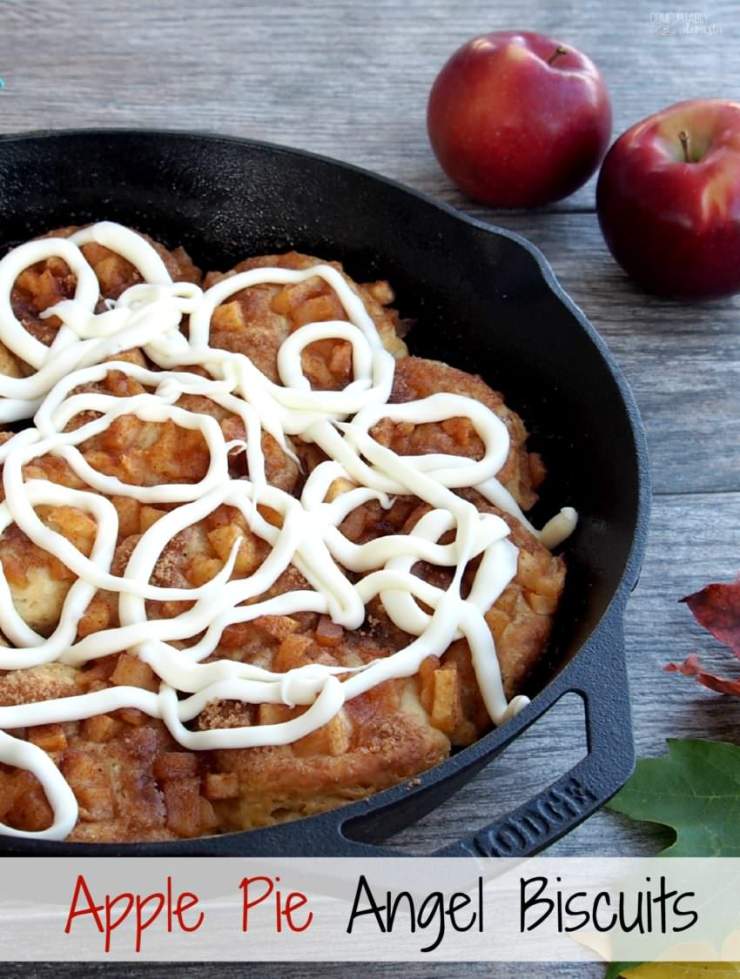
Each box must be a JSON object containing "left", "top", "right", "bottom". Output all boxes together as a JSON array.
[
  {"left": 12, "top": 226, "right": 200, "bottom": 342},
  {"left": 204, "top": 251, "right": 408, "bottom": 387},
  {"left": 0, "top": 235, "right": 565, "bottom": 842},
  {"left": 381, "top": 356, "right": 545, "bottom": 510}
]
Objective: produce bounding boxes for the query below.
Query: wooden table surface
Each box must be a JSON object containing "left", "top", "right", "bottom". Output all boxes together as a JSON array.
[{"left": 1, "top": 0, "right": 739, "bottom": 976}]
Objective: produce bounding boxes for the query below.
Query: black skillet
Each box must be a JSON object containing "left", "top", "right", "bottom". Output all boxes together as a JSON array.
[{"left": 0, "top": 129, "right": 650, "bottom": 858}]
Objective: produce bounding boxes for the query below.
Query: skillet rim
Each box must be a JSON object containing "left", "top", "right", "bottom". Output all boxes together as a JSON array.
[{"left": 0, "top": 127, "right": 651, "bottom": 853}]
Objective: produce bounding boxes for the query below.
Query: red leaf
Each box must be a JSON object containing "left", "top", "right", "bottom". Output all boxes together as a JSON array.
[
  {"left": 680, "top": 578, "right": 740, "bottom": 657},
  {"left": 665, "top": 653, "right": 740, "bottom": 696}
]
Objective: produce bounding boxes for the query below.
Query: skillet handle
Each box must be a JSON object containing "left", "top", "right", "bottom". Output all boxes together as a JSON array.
[
  {"left": 434, "top": 614, "right": 634, "bottom": 857},
  {"left": 328, "top": 607, "right": 634, "bottom": 858},
  {"left": 0, "top": 612, "right": 632, "bottom": 858}
]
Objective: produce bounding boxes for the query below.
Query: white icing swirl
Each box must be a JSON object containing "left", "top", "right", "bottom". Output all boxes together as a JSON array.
[{"left": 0, "top": 222, "right": 577, "bottom": 840}]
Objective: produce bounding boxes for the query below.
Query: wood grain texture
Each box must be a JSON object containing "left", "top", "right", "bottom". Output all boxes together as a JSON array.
[
  {"left": 0, "top": 1, "right": 739, "bottom": 976},
  {"left": 0, "top": 0, "right": 736, "bottom": 210},
  {"left": 492, "top": 212, "right": 740, "bottom": 495}
]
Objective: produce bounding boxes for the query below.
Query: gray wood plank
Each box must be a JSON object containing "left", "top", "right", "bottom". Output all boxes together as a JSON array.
[
  {"left": 480, "top": 211, "right": 740, "bottom": 496},
  {"left": 0, "top": 2, "right": 737, "bottom": 495},
  {"left": 0, "top": 1, "right": 738, "bottom": 977},
  {"left": 1, "top": 965, "right": 602, "bottom": 979},
  {"left": 0, "top": 0, "right": 736, "bottom": 212},
  {"left": 0, "top": 8, "right": 736, "bottom": 494}
]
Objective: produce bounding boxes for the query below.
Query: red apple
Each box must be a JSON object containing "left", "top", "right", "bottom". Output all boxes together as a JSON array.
[
  {"left": 427, "top": 30, "right": 611, "bottom": 207},
  {"left": 597, "top": 99, "right": 740, "bottom": 299}
]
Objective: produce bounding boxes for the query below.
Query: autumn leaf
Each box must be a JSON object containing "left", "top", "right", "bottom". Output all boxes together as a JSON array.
[
  {"left": 620, "top": 965, "right": 740, "bottom": 978},
  {"left": 607, "top": 739, "right": 740, "bottom": 856},
  {"left": 665, "top": 655, "right": 740, "bottom": 696},
  {"left": 606, "top": 962, "right": 642, "bottom": 978},
  {"left": 604, "top": 741, "right": 740, "bottom": 978},
  {"left": 682, "top": 580, "right": 740, "bottom": 655},
  {"left": 666, "top": 578, "right": 740, "bottom": 695}
]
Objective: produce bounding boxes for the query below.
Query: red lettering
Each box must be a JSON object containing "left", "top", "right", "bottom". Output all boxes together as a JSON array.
[
  {"left": 175, "top": 890, "right": 205, "bottom": 932},
  {"left": 64, "top": 874, "right": 204, "bottom": 952},
  {"left": 104, "top": 892, "right": 135, "bottom": 952},
  {"left": 64, "top": 875, "right": 105, "bottom": 935},
  {"left": 239, "top": 875, "right": 313, "bottom": 934},
  {"left": 240, "top": 875, "right": 275, "bottom": 931},
  {"left": 134, "top": 892, "right": 165, "bottom": 952},
  {"left": 283, "top": 890, "right": 313, "bottom": 933}
]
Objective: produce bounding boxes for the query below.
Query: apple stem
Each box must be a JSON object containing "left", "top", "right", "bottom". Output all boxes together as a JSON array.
[
  {"left": 547, "top": 45, "right": 568, "bottom": 66},
  {"left": 678, "top": 130, "right": 691, "bottom": 163}
]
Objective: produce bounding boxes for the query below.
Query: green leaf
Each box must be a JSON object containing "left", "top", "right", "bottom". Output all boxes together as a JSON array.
[
  {"left": 606, "top": 739, "right": 740, "bottom": 856},
  {"left": 607, "top": 962, "right": 740, "bottom": 978},
  {"left": 606, "top": 963, "right": 640, "bottom": 979},
  {"left": 604, "top": 740, "right": 740, "bottom": 978},
  {"left": 620, "top": 965, "right": 740, "bottom": 978}
]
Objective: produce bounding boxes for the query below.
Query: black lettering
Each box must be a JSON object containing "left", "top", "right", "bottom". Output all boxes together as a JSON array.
[
  {"left": 592, "top": 891, "right": 618, "bottom": 932},
  {"left": 416, "top": 893, "right": 444, "bottom": 953},
  {"left": 619, "top": 889, "right": 645, "bottom": 934},
  {"left": 447, "top": 891, "right": 476, "bottom": 932},
  {"left": 672, "top": 891, "right": 698, "bottom": 933},
  {"left": 386, "top": 890, "right": 417, "bottom": 933},
  {"left": 562, "top": 891, "right": 591, "bottom": 932},
  {"left": 654, "top": 876, "right": 678, "bottom": 935},
  {"left": 520, "top": 876, "right": 553, "bottom": 932},
  {"left": 346, "top": 875, "right": 387, "bottom": 934}
]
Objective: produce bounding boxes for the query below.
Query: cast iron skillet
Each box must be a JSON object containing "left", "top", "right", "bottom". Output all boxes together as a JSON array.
[{"left": 0, "top": 129, "right": 650, "bottom": 858}]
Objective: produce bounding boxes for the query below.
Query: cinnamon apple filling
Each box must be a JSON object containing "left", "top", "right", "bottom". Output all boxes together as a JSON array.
[{"left": 0, "top": 222, "right": 574, "bottom": 842}]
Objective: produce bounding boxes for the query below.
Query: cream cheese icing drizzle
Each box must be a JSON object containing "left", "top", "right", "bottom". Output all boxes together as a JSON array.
[{"left": 0, "top": 222, "right": 577, "bottom": 840}]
